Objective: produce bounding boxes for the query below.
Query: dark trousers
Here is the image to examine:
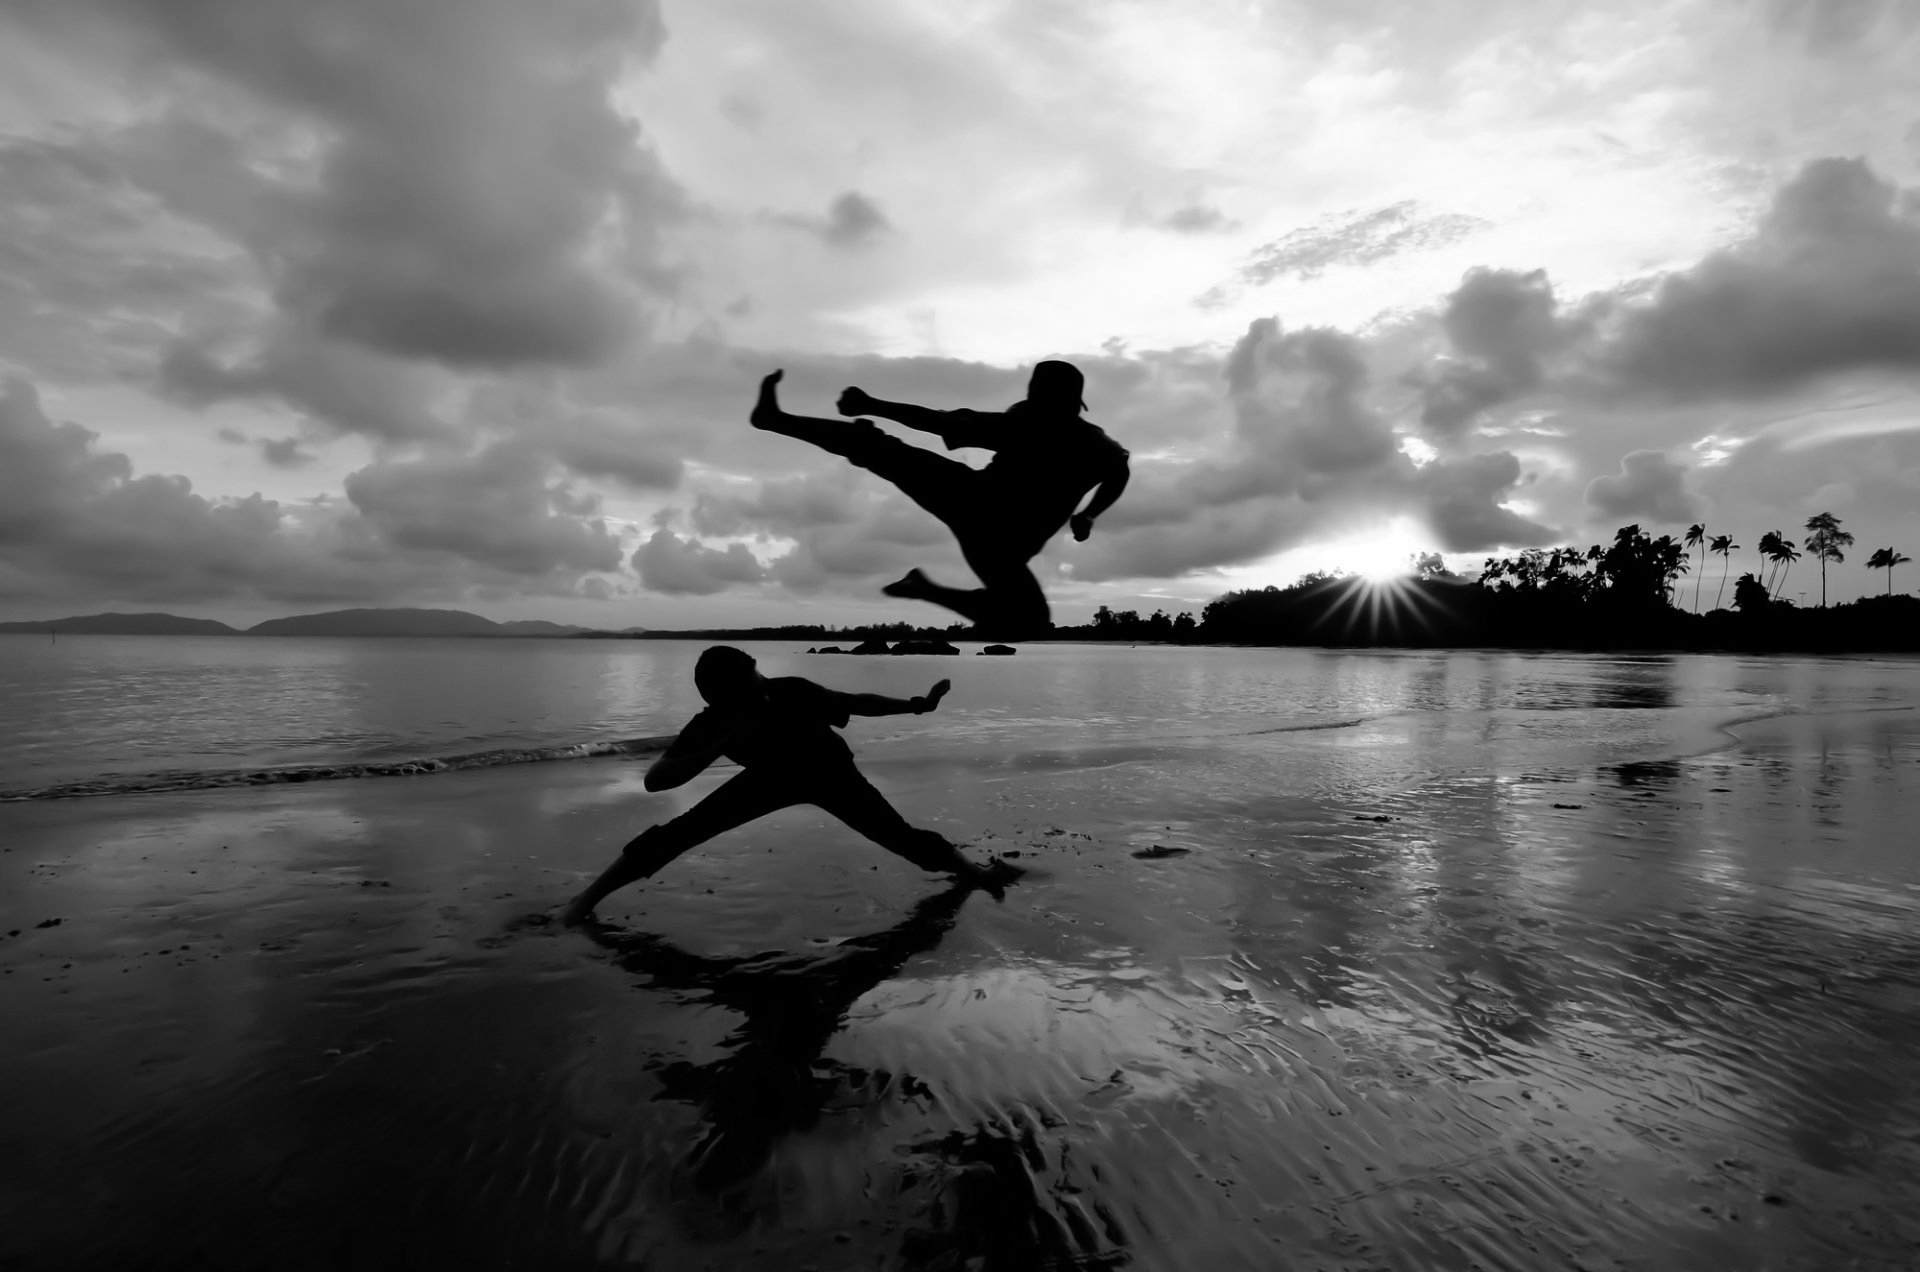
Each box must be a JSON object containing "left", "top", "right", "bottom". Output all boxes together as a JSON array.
[
  {"left": 622, "top": 764, "right": 968, "bottom": 877},
  {"left": 784, "top": 420, "right": 1053, "bottom": 632}
]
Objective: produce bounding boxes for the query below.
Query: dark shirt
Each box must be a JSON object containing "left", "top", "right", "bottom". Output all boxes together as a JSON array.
[
  {"left": 686, "top": 676, "right": 860, "bottom": 773},
  {"left": 931, "top": 402, "right": 1130, "bottom": 535}
]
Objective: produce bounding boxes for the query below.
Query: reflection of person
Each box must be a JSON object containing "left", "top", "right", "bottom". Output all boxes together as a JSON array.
[
  {"left": 563, "top": 647, "right": 1010, "bottom": 923},
  {"left": 588, "top": 881, "right": 975, "bottom": 1188},
  {"left": 750, "top": 361, "right": 1130, "bottom": 637}
]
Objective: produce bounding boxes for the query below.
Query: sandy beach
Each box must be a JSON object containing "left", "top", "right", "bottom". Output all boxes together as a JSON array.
[{"left": 5, "top": 702, "right": 1919, "bottom": 1271}]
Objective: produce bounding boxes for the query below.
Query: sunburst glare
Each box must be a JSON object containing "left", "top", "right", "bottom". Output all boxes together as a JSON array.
[{"left": 1319, "top": 518, "right": 1434, "bottom": 583}]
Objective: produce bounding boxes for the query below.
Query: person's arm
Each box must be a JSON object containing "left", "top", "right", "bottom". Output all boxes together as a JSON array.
[
  {"left": 839, "top": 680, "right": 952, "bottom": 718},
  {"left": 643, "top": 708, "right": 735, "bottom": 791},
  {"left": 837, "top": 387, "right": 1005, "bottom": 450},
  {"left": 1069, "top": 444, "right": 1131, "bottom": 541}
]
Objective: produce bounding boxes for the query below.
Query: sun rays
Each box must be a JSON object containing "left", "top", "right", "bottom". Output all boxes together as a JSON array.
[
  {"left": 1305, "top": 519, "right": 1454, "bottom": 639},
  {"left": 1307, "top": 572, "right": 1455, "bottom": 640}
]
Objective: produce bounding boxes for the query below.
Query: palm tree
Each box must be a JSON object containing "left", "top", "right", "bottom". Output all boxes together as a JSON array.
[
  {"left": 1711, "top": 534, "right": 1738, "bottom": 609},
  {"left": 1866, "top": 547, "right": 1912, "bottom": 596},
  {"left": 1763, "top": 532, "right": 1800, "bottom": 598},
  {"left": 1656, "top": 534, "right": 1689, "bottom": 606},
  {"left": 1757, "top": 530, "right": 1785, "bottom": 594},
  {"left": 1681, "top": 522, "right": 1712, "bottom": 614},
  {"left": 1777, "top": 541, "right": 1802, "bottom": 599},
  {"left": 1684, "top": 523, "right": 1706, "bottom": 611},
  {"left": 1803, "top": 511, "right": 1854, "bottom": 608}
]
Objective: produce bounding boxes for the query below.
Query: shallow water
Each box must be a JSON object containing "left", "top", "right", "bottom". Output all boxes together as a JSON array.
[{"left": 2, "top": 649, "right": 1918, "bottom": 1269}]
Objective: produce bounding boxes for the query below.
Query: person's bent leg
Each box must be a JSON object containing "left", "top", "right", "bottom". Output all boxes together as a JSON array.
[
  {"left": 563, "top": 768, "right": 800, "bottom": 922},
  {"left": 810, "top": 769, "right": 981, "bottom": 877},
  {"left": 881, "top": 571, "right": 1007, "bottom": 629},
  {"left": 923, "top": 541, "right": 1051, "bottom": 639}
]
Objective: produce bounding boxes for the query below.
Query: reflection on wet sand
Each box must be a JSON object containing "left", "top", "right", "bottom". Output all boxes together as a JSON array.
[
  {"left": 590, "top": 885, "right": 1133, "bottom": 1268},
  {"left": 3, "top": 655, "right": 1919, "bottom": 1269},
  {"left": 589, "top": 886, "right": 977, "bottom": 1191}
]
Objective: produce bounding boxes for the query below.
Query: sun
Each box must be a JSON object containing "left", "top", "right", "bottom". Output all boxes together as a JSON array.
[{"left": 1319, "top": 518, "right": 1434, "bottom": 583}]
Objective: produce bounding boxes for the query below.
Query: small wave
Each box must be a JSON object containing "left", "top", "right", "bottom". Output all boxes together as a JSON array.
[
  {"left": 1242, "top": 714, "right": 1381, "bottom": 736},
  {"left": 0, "top": 735, "right": 676, "bottom": 803}
]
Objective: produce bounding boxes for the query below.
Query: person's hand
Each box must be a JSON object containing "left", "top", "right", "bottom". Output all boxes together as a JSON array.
[
  {"left": 912, "top": 679, "right": 951, "bottom": 714},
  {"left": 836, "top": 386, "right": 878, "bottom": 417},
  {"left": 1070, "top": 512, "right": 1094, "bottom": 542}
]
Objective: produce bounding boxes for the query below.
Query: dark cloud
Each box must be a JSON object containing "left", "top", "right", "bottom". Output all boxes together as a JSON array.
[
  {"left": 1418, "top": 451, "right": 1562, "bottom": 550},
  {"left": 718, "top": 91, "right": 765, "bottom": 131},
  {"left": 765, "top": 525, "right": 951, "bottom": 595},
  {"left": 823, "top": 192, "right": 892, "bottom": 248},
  {"left": 0, "top": 134, "right": 243, "bottom": 383},
  {"left": 691, "top": 469, "right": 860, "bottom": 538},
  {"left": 769, "top": 192, "right": 894, "bottom": 250},
  {"left": 1584, "top": 450, "right": 1701, "bottom": 525},
  {"left": 0, "top": 375, "right": 637, "bottom": 607},
  {"left": 1152, "top": 204, "right": 1238, "bottom": 235},
  {"left": 28, "top": 0, "right": 683, "bottom": 370},
  {"left": 1403, "top": 159, "right": 1920, "bottom": 436},
  {"left": 258, "top": 436, "right": 315, "bottom": 468},
  {"left": 1763, "top": 0, "right": 1914, "bottom": 52},
  {"left": 1220, "top": 321, "right": 1402, "bottom": 491},
  {"left": 157, "top": 330, "right": 455, "bottom": 443},
  {"left": 1063, "top": 501, "right": 1312, "bottom": 584},
  {"left": 0, "top": 375, "right": 314, "bottom": 603},
  {"left": 1413, "top": 267, "right": 1588, "bottom": 436},
  {"left": 1596, "top": 157, "right": 1920, "bottom": 399},
  {"left": 631, "top": 527, "right": 765, "bottom": 595},
  {"left": 538, "top": 413, "right": 685, "bottom": 491},
  {"left": 344, "top": 443, "right": 623, "bottom": 576}
]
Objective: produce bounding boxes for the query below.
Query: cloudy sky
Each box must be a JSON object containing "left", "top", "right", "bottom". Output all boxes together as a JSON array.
[{"left": 4, "top": 0, "right": 1919, "bottom": 627}]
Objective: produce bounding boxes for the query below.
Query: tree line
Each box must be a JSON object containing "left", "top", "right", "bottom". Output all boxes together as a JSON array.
[{"left": 1190, "top": 513, "right": 1915, "bottom": 652}]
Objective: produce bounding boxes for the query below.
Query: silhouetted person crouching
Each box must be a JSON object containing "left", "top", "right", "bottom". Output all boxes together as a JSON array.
[
  {"left": 751, "top": 360, "right": 1130, "bottom": 638},
  {"left": 564, "top": 647, "right": 1009, "bottom": 923}
]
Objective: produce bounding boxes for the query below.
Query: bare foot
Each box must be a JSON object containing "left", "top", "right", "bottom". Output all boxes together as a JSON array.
[
  {"left": 882, "top": 568, "right": 932, "bottom": 600},
  {"left": 749, "top": 369, "right": 785, "bottom": 430}
]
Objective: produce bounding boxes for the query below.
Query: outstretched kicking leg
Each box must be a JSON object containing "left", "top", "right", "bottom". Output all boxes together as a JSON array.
[{"left": 750, "top": 370, "right": 909, "bottom": 468}]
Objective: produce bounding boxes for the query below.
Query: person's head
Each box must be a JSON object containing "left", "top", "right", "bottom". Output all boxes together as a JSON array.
[
  {"left": 694, "top": 645, "right": 762, "bottom": 707},
  {"left": 1023, "top": 360, "right": 1086, "bottom": 414}
]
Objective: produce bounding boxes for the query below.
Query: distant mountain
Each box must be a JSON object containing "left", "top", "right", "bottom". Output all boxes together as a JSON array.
[
  {"left": 495, "top": 619, "right": 591, "bottom": 636},
  {"left": 0, "top": 612, "right": 239, "bottom": 635},
  {"left": 247, "top": 608, "right": 588, "bottom": 637}
]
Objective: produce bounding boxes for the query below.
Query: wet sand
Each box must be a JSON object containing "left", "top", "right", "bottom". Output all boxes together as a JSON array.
[{"left": 4, "top": 706, "right": 1919, "bottom": 1270}]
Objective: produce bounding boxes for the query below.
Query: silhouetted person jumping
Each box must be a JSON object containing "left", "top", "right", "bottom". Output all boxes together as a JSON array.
[
  {"left": 563, "top": 647, "right": 1009, "bottom": 923},
  {"left": 750, "top": 360, "right": 1130, "bottom": 637}
]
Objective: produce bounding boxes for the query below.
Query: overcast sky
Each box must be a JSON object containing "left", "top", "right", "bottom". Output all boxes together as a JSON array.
[{"left": 3, "top": 0, "right": 1919, "bottom": 626}]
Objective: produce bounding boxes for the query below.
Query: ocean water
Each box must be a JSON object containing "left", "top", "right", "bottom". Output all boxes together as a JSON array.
[{"left": 1, "top": 635, "right": 1915, "bottom": 799}]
